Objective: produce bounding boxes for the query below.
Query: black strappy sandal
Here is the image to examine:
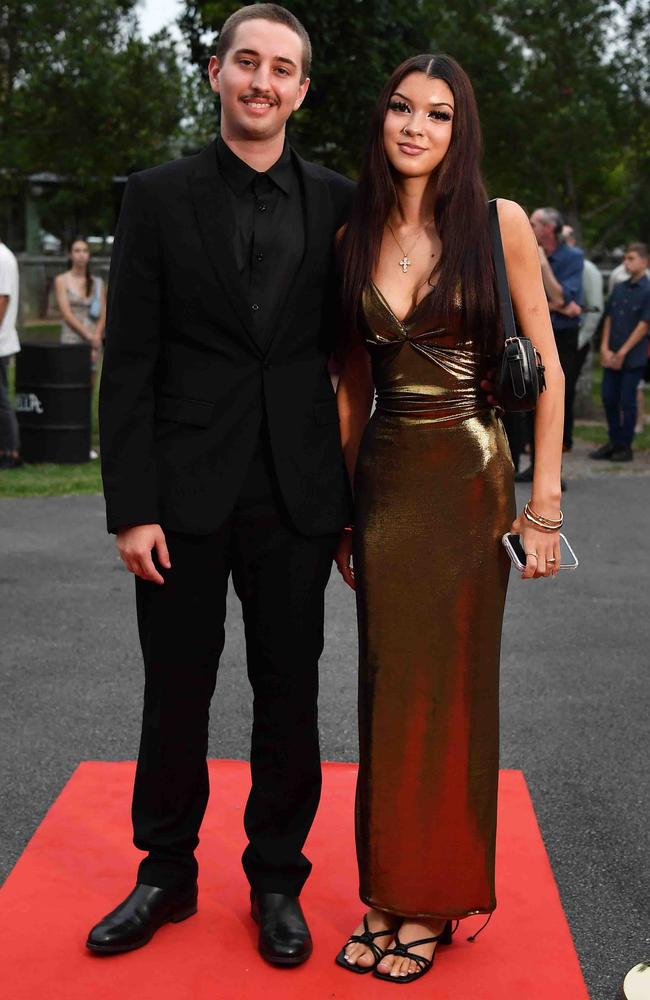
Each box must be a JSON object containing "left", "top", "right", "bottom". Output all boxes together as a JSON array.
[
  {"left": 335, "top": 914, "right": 397, "bottom": 975},
  {"left": 372, "top": 920, "right": 453, "bottom": 984}
]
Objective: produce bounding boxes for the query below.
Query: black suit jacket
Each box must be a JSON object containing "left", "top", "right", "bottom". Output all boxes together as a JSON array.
[{"left": 99, "top": 141, "right": 355, "bottom": 536}]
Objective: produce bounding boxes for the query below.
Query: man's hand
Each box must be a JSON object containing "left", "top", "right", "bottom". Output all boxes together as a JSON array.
[
  {"left": 609, "top": 352, "right": 624, "bottom": 371},
  {"left": 116, "top": 524, "right": 171, "bottom": 585},
  {"left": 560, "top": 300, "right": 582, "bottom": 318},
  {"left": 600, "top": 348, "right": 614, "bottom": 369},
  {"left": 480, "top": 367, "right": 500, "bottom": 409},
  {"left": 334, "top": 530, "right": 355, "bottom": 590}
]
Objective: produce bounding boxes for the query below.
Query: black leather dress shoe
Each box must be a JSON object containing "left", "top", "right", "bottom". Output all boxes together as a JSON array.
[
  {"left": 250, "top": 891, "right": 313, "bottom": 965},
  {"left": 86, "top": 883, "right": 198, "bottom": 954}
]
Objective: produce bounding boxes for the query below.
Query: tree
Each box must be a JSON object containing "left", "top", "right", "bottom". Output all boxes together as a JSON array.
[{"left": 0, "top": 1, "right": 184, "bottom": 237}]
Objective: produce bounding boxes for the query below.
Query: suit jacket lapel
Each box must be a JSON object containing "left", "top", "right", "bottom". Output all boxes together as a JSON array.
[
  {"left": 263, "top": 153, "right": 332, "bottom": 358},
  {"left": 188, "top": 141, "right": 263, "bottom": 357}
]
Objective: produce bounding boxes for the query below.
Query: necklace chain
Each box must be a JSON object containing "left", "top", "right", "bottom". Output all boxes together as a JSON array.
[{"left": 387, "top": 220, "right": 436, "bottom": 274}]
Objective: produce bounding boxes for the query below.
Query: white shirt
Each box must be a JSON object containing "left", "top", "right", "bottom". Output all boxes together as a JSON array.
[
  {"left": 0, "top": 242, "right": 20, "bottom": 358},
  {"left": 579, "top": 259, "right": 604, "bottom": 350}
]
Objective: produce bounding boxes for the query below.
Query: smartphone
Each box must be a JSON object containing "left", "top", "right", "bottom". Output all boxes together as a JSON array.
[{"left": 501, "top": 532, "right": 579, "bottom": 572}]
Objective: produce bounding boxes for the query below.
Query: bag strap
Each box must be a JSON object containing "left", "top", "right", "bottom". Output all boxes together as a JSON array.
[{"left": 488, "top": 199, "right": 517, "bottom": 341}]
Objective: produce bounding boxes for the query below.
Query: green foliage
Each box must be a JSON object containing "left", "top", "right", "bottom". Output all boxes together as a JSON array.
[{"left": 0, "top": 0, "right": 184, "bottom": 233}]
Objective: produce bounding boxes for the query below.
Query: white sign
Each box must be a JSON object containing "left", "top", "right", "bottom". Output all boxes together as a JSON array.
[{"left": 15, "top": 392, "right": 44, "bottom": 415}]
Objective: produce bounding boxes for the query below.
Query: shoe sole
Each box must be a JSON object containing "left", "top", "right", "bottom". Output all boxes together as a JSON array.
[
  {"left": 85, "top": 903, "right": 198, "bottom": 955},
  {"left": 251, "top": 906, "right": 313, "bottom": 966}
]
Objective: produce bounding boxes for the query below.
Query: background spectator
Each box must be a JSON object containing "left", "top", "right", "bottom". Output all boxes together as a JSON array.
[
  {"left": 0, "top": 235, "right": 21, "bottom": 470},
  {"left": 607, "top": 252, "right": 650, "bottom": 434},
  {"left": 562, "top": 224, "right": 604, "bottom": 444},
  {"left": 590, "top": 242, "right": 650, "bottom": 462},
  {"left": 515, "top": 207, "right": 583, "bottom": 482},
  {"left": 54, "top": 237, "right": 106, "bottom": 382}
]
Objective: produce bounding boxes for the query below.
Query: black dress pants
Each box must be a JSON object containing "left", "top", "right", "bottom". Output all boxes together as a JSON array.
[
  {"left": 555, "top": 327, "right": 580, "bottom": 448},
  {"left": 132, "top": 434, "right": 338, "bottom": 894}
]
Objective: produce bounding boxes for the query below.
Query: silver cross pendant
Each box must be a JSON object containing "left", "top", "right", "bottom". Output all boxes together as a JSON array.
[{"left": 399, "top": 256, "right": 411, "bottom": 273}]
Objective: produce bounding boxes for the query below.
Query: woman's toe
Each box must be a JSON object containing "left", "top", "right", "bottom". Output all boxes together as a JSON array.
[{"left": 357, "top": 949, "right": 374, "bottom": 968}]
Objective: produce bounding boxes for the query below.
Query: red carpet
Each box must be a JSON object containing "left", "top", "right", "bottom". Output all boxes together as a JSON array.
[{"left": 0, "top": 762, "right": 588, "bottom": 999}]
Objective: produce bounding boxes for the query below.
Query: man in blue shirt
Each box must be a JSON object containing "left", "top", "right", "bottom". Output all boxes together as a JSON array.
[
  {"left": 590, "top": 242, "right": 650, "bottom": 462},
  {"left": 514, "top": 207, "right": 583, "bottom": 483}
]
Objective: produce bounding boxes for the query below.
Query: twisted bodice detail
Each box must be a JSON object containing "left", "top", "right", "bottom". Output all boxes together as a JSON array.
[{"left": 362, "top": 282, "right": 490, "bottom": 423}]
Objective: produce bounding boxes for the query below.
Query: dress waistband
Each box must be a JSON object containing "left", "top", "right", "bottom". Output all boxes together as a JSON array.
[{"left": 375, "top": 389, "right": 490, "bottom": 424}]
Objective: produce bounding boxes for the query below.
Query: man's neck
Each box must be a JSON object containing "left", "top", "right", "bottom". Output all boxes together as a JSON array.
[{"left": 219, "top": 125, "right": 287, "bottom": 173}]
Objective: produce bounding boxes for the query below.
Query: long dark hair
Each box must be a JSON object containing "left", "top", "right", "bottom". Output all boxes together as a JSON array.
[
  {"left": 67, "top": 237, "right": 93, "bottom": 299},
  {"left": 339, "top": 54, "right": 498, "bottom": 356}
]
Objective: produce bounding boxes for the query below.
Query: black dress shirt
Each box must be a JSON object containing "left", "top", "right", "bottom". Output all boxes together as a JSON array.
[{"left": 216, "top": 137, "right": 305, "bottom": 349}]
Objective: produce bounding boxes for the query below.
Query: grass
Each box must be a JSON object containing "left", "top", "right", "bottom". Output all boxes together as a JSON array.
[{"left": 0, "top": 461, "right": 102, "bottom": 497}]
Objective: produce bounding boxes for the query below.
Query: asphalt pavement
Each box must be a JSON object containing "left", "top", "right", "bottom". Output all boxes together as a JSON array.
[{"left": 0, "top": 455, "right": 648, "bottom": 1000}]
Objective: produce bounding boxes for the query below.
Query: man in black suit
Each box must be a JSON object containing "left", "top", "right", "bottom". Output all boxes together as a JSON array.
[{"left": 87, "top": 3, "right": 354, "bottom": 965}]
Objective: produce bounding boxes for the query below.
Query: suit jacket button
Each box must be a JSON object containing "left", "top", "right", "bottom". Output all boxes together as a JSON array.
[{"left": 263, "top": 363, "right": 271, "bottom": 370}]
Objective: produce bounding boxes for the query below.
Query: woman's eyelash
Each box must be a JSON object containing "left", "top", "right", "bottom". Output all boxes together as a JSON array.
[{"left": 388, "top": 100, "right": 452, "bottom": 122}]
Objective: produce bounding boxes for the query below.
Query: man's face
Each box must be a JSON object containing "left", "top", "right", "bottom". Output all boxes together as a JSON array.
[
  {"left": 562, "top": 225, "right": 576, "bottom": 247},
  {"left": 623, "top": 251, "right": 648, "bottom": 278},
  {"left": 208, "top": 19, "right": 309, "bottom": 142},
  {"left": 530, "top": 210, "right": 553, "bottom": 247}
]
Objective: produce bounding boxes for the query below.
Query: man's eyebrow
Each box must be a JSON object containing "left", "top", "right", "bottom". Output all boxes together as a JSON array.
[
  {"left": 234, "top": 47, "right": 298, "bottom": 69},
  {"left": 392, "top": 90, "right": 454, "bottom": 110}
]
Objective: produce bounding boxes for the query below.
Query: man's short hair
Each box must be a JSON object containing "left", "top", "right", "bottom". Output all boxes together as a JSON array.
[
  {"left": 625, "top": 241, "right": 649, "bottom": 259},
  {"left": 536, "top": 207, "right": 564, "bottom": 237},
  {"left": 215, "top": 3, "right": 312, "bottom": 82}
]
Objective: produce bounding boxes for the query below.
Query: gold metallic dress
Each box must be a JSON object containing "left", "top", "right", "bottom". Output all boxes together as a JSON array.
[{"left": 353, "top": 282, "right": 515, "bottom": 920}]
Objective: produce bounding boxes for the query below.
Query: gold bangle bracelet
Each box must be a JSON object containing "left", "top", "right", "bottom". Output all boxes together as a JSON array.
[
  {"left": 526, "top": 501, "right": 563, "bottom": 525},
  {"left": 523, "top": 510, "right": 561, "bottom": 532},
  {"left": 525, "top": 501, "right": 563, "bottom": 528}
]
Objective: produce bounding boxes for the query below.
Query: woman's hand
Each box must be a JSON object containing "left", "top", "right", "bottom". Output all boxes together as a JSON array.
[
  {"left": 334, "top": 530, "right": 355, "bottom": 590},
  {"left": 512, "top": 512, "right": 561, "bottom": 579}
]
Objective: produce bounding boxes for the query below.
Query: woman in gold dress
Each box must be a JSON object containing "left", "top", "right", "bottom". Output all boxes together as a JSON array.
[{"left": 334, "top": 55, "right": 565, "bottom": 984}]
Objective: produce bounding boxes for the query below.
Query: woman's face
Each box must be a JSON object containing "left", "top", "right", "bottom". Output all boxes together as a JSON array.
[
  {"left": 70, "top": 241, "right": 90, "bottom": 267},
  {"left": 383, "top": 72, "right": 454, "bottom": 179}
]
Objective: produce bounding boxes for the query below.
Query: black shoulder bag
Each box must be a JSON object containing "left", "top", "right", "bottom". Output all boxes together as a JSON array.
[{"left": 489, "top": 199, "right": 546, "bottom": 412}]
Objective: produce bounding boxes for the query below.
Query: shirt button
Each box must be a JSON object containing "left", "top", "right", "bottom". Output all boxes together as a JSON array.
[
  {"left": 252, "top": 303, "right": 260, "bottom": 312},
  {"left": 256, "top": 252, "right": 264, "bottom": 262},
  {"left": 257, "top": 202, "right": 267, "bottom": 212},
  {"left": 263, "top": 363, "right": 271, "bottom": 371}
]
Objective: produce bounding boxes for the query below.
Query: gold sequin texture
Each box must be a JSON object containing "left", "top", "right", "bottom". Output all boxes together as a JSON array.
[{"left": 353, "top": 283, "right": 516, "bottom": 920}]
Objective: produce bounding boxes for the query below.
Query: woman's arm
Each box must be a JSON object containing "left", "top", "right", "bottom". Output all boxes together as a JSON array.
[
  {"left": 498, "top": 198, "right": 565, "bottom": 579},
  {"left": 337, "top": 332, "right": 374, "bottom": 485},
  {"left": 94, "top": 277, "right": 107, "bottom": 342},
  {"left": 54, "top": 274, "right": 93, "bottom": 340},
  {"left": 334, "top": 329, "right": 374, "bottom": 589}
]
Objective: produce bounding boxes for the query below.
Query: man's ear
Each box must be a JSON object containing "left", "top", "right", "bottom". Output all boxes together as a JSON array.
[
  {"left": 293, "top": 76, "right": 310, "bottom": 112},
  {"left": 208, "top": 55, "right": 221, "bottom": 95}
]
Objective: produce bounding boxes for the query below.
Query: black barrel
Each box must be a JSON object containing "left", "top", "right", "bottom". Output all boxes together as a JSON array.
[{"left": 15, "top": 343, "right": 92, "bottom": 464}]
